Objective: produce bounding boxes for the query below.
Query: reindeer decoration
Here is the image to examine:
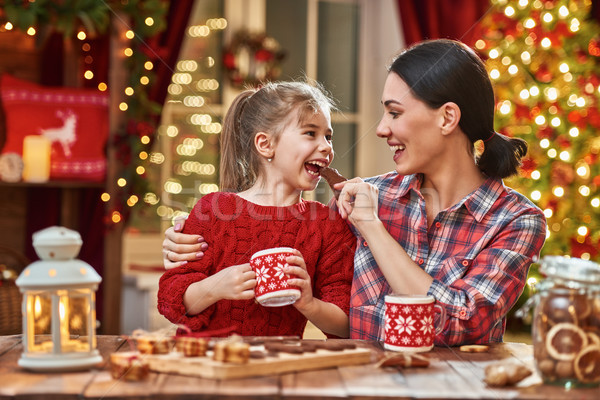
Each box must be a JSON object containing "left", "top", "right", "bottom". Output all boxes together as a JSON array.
[{"left": 38, "top": 110, "right": 77, "bottom": 158}]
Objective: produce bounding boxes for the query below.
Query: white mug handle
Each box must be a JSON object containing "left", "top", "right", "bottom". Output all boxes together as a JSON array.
[{"left": 433, "top": 303, "right": 447, "bottom": 335}]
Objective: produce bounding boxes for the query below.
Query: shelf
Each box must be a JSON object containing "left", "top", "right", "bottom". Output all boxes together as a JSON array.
[{"left": 0, "top": 180, "right": 105, "bottom": 189}]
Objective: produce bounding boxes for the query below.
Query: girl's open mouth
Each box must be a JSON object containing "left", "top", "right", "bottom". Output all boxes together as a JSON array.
[{"left": 304, "top": 161, "right": 326, "bottom": 177}]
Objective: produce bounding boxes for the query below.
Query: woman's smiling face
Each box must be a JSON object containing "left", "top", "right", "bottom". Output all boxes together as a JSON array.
[
  {"left": 270, "top": 106, "right": 334, "bottom": 192},
  {"left": 376, "top": 73, "right": 446, "bottom": 177}
]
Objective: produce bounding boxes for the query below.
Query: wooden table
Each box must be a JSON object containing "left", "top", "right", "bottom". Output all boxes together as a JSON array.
[{"left": 0, "top": 335, "right": 598, "bottom": 399}]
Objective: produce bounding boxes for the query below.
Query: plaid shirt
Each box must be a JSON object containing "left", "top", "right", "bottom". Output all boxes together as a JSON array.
[{"left": 349, "top": 172, "right": 546, "bottom": 346}]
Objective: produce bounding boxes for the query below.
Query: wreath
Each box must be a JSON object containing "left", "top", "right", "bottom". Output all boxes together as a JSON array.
[{"left": 223, "top": 30, "right": 286, "bottom": 88}]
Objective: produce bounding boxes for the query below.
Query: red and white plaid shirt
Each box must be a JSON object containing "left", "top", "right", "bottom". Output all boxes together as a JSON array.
[{"left": 349, "top": 172, "right": 546, "bottom": 346}]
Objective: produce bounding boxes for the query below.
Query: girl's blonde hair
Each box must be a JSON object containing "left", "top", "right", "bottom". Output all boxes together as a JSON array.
[{"left": 220, "top": 81, "right": 335, "bottom": 192}]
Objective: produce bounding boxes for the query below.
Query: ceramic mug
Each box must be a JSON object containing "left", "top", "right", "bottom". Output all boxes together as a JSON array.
[
  {"left": 384, "top": 294, "right": 447, "bottom": 352},
  {"left": 249, "top": 247, "right": 301, "bottom": 307}
]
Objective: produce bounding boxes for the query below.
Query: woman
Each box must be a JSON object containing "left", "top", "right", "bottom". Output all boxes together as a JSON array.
[{"left": 162, "top": 39, "right": 546, "bottom": 346}]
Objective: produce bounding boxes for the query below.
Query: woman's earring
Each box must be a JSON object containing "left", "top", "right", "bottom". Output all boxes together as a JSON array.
[{"left": 267, "top": 158, "right": 272, "bottom": 162}]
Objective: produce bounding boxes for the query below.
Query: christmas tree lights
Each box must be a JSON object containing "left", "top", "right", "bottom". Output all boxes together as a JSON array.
[{"left": 476, "top": 0, "right": 600, "bottom": 263}]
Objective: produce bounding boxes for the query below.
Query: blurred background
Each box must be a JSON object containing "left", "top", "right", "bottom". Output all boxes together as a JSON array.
[{"left": 0, "top": 0, "right": 599, "bottom": 339}]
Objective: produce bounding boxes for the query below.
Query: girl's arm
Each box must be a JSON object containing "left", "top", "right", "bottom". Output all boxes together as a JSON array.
[
  {"left": 336, "top": 178, "right": 433, "bottom": 295},
  {"left": 183, "top": 263, "right": 255, "bottom": 314},
  {"left": 285, "top": 252, "right": 349, "bottom": 338}
]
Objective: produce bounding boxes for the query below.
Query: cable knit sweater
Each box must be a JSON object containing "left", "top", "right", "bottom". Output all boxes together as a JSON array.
[{"left": 158, "top": 192, "right": 356, "bottom": 337}]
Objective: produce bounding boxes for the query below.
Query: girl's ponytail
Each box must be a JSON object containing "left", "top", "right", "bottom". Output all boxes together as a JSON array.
[{"left": 219, "top": 90, "right": 257, "bottom": 192}]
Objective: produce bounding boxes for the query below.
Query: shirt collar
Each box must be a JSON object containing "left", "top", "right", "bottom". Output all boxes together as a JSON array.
[
  {"left": 399, "top": 174, "right": 506, "bottom": 223},
  {"left": 456, "top": 177, "right": 506, "bottom": 222},
  {"left": 396, "top": 173, "right": 421, "bottom": 198}
]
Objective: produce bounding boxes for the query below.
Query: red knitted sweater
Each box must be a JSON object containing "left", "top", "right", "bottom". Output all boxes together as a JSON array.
[{"left": 158, "top": 192, "right": 356, "bottom": 337}]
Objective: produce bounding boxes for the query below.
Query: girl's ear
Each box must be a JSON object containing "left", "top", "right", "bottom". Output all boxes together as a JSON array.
[
  {"left": 254, "top": 131, "right": 274, "bottom": 159},
  {"left": 440, "top": 102, "right": 461, "bottom": 136}
]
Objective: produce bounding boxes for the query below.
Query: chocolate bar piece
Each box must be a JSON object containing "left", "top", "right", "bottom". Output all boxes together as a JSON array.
[
  {"left": 376, "top": 353, "right": 430, "bottom": 369},
  {"left": 320, "top": 167, "right": 347, "bottom": 199}
]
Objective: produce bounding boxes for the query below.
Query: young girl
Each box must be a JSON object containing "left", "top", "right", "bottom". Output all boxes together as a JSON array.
[{"left": 157, "top": 81, "right": 356, "bottom": 338}]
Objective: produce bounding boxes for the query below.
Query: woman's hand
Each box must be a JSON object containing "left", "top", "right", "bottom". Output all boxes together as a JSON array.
[
  {"left": 284, "top": 250, "right": 314, "bottom": 312},
  {"left": 162, "top": 216, "right": 208, "bottom": 270},
  {"left": 334, "top": 178, "right": 380, "bottom": 229}
]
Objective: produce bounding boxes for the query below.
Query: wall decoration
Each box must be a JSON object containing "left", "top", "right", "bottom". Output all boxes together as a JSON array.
[
  {"left": 223, "top": 30, "right": 286, "bottom": 88},
  {"left": 0, "top": 74, "right": 109, "bottom": 182}
]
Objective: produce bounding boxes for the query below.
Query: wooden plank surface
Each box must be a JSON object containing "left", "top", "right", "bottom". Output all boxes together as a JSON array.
[
  {"left": 281, "top": 368, "right": 347, "bottom": 398},
  {"left": 2, "top": 336, "right": 600, "bottom": 399}
]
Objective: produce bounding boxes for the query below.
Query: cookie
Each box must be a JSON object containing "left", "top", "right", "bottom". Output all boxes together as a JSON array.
[{"left": 459, "top": 344, "right": 490, "bottom": 353}]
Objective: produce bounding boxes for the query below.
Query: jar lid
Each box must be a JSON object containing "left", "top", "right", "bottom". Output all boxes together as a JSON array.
[{"left": 539, "top": 255, "right": 600, "bottom": 286}]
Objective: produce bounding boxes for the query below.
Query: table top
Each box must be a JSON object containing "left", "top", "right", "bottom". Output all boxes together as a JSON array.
[{"left": 0, "top": 335, "right": 598, "bottom": 399}]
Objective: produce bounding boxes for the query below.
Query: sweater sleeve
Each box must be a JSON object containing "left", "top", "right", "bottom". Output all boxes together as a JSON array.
[
  {"left": 312, "top": 209, "right": 356, "bottom": 316},
  {"left": 157, "top": 195, "right": 218, "bottom": 331}
]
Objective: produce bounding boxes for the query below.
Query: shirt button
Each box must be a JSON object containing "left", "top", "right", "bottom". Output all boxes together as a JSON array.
[
  {"left": 462, "top": 260, "right": 469, "bottom": 267},
  {"left": 459, "top": 310, "right": 467, "bottom": 317},
  {"left": 363, "top": 241, "right": 368, "bottom": 247},
  {"left": 418, "top": 259, "right": 424, "bottom": 265},
  {"left": 435, "top": 222, "right": 441, "bottom": 228}
]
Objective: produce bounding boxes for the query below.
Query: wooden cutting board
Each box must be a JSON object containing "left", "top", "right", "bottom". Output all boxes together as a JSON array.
[{"left": 138, "top": 346, "right": 374, "bottom": 379}]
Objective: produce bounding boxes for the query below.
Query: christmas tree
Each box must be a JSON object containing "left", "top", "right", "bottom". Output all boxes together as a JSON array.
[{"left": 475, "top": 0, "right": 600, "bottom": 266}]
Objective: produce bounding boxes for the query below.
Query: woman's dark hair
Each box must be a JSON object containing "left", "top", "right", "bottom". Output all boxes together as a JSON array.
[
  {"left": 220, "top": 81, "right": 335, "bottom": 192},
  {"left": 388, "top": 39, "right": 527, "bottom": 179}
]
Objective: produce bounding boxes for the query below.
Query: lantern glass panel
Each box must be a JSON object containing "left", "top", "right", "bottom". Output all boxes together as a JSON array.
[
  {"left": 25, "top": 289, "right": 95, "bottom": 354},
  {"left": 27, "top": 293, "right": 52, "bottom": 351}
]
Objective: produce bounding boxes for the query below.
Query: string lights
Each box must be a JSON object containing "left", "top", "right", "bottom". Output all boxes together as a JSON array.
[
  {"left": 0, "top": 2, "right": 167, "bottom": 228},
  {"left": 476, "top": 0, "right": 600, "bottom": 262},
  {"left": 152, "top": 17, "right": 227, "bottom": 226}
]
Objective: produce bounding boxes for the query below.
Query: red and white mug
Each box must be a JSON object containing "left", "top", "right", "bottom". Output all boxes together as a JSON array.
[
  {"left": 384, "top": 294, "right": 447, "bottom": 352},
  {"left": 250, "top": 247, "right": 301, "bottom": 307}
]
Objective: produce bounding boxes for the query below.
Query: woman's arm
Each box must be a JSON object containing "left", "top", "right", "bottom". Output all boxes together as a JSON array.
[{"left": 336, "top": 178, "right": 433, "bottom": 295}]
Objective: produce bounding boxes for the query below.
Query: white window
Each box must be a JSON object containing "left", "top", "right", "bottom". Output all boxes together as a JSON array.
[{"left": 153, "top": 0, "right": 400, "bottom": 230}]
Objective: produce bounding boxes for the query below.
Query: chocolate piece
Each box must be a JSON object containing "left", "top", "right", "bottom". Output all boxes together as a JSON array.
[
  {"left": 264, "top": 343, "right": 305, "bottom": 354},
  {"left": 320, "top": 167, "right": 347, "bottom": 199},
  {"left": 249, "top": 350, "right": 268, "bottom": 359},
  {"left": 300, "top": 343, "right": 318, "bottom": 352},
  {"left": 312, "top": 341, "right": 346, "bottom": 351},
  {"left": 376, "top": 353, "right": 430, "bottom": 369}
]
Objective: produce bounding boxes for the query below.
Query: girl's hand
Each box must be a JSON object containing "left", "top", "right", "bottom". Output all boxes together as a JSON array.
[
  {"left": 162, "top": 215, "right": 208, "bottom": 270},
  {"left": 284, "top": 250, "right": 314, "bottom": 312},
  {"left": 211, "top": 263, "right": 256, "bottom": 301},
  {"left": 334, "top": 178, "right": 380, "bottom": 228},
  {"left": 184, "top": 263, "right": 255, "bottom": 314}
]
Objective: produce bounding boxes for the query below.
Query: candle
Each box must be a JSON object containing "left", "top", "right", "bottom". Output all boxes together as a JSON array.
[{"left": 22, "top": 135, "right": 51, "bottom": 182}]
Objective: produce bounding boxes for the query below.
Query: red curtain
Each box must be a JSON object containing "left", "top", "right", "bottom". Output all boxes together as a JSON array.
[
  {"left": 397, "top": 0, "right": 491, "bottom": 47},
  {"left": 398, "top": 0, "right": 600, "bottom": 46}
]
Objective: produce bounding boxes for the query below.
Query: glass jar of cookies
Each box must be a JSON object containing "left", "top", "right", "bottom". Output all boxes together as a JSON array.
[{"left": 532, "top": 256, "right": 600, "bottom": 388}]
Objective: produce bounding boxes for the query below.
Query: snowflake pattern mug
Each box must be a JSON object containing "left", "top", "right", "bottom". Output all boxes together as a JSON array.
[
  {"left": 250, "top": 247, "right": 301, "bottom": 307},
  {"left": 384, "top": 294, "right": 447, "bottom": 352}
]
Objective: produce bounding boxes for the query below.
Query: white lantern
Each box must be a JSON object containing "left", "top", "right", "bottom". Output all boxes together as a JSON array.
[{"left": 16, "top": 226, "right": 102, "bottom": 371}]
